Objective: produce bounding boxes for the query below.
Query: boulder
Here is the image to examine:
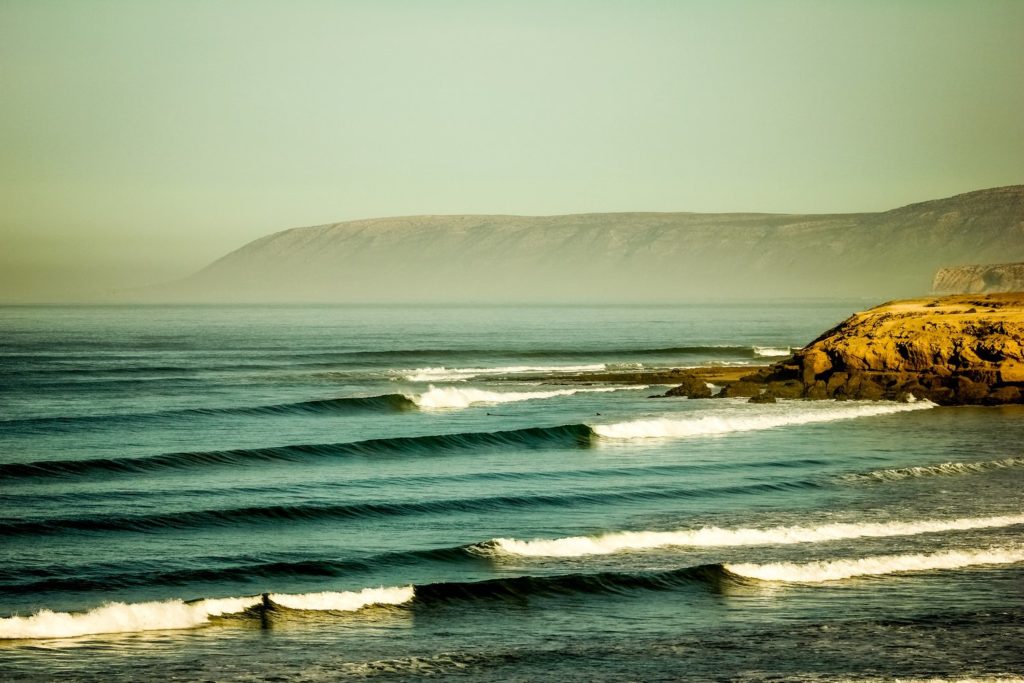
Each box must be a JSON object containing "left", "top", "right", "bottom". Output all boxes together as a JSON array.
[
  {"left": 661, "top": 374, "right": 712, "bottom": 399},
  {"left": 764, "top": 380, "right": 804, "bottom": 398},
  {"left": 717, "top": 381, "right": 765, "bottom": 398}
]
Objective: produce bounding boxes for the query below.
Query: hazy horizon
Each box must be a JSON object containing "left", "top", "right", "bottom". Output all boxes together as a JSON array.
[{"left": 2, "top": 1, "right": 1023, "bottom": 302}]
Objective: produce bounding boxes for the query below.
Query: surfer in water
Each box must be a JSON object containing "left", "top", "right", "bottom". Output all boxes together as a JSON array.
[{"left": 259, "top": 592, "right": 272, "bottom": 628}]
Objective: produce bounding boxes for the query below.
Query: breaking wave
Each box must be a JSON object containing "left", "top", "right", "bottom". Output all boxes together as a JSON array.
[
  {"left": 412, "top": 385, "right": 634, "bottom": 409},
  {"left": 6, "top": 398, "right": 941, "bottom": 481},
  {"left": 0, "top": 586, "right": 413, "bottom": 639},
  {"left": 753, "top": 346, "right": 794, "bottom": 357},
  {"left": 843, "top": 457, "right": 1024, "bottom": 482},
  {"left": 593, "top": 400, "right": 936, "bottom": 439},
  {"left": 475, "top": 515, "right": 1024, "bottom": 557},
  {"left": 726, "top": 546, "right": 1024, "bottom": 583},
  {"left": 400, "top": 364, "right": 607, "bottom": 382},
  {"left": 7, "top": 545, "right": 1023, "bottom": 639}
]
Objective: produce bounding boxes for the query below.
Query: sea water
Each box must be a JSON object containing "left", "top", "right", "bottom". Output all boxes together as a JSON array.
[{"left": 1, "top": 303, "right": 1022, "bottom": 681}]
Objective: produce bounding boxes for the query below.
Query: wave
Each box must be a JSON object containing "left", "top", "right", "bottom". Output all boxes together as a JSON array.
[
  {"left": 753, "top": 346, "right": 795, "bottom": 357},
  {"left": 0, "top": 586, "right": 414, "bottom": 639},
  {"left": 593, "top": 399, "right": 936, "bottom": 439},
  {"left": 843, "top": 457, "right": 1024, "bottom": 482},
  {"left": 198, "top": 394, "right": 417, "bottom": 416},
  {"left": 8, "top": 545, "right": 1021, "bottom": 639},
  {"left": 0, "top": 547, "right": 478, "bottom": 595},
  {"left": 1, "top": 394, "right": 419, "bottom": 430},
  {"left": 0, "top": 480, "right": 817, "bottom": 536},
  {"left": 0, "top": 566, "right": 730, "bottom": 640},
  {"left": 475, "top": 515, "right": 1024, "bottom": 557},
  {"left": 726, "top": 546, "right": 1024, "bottom": 583},
  {"left": 412, "top": 385, "right": 634, "bottom": 409},
  {"left": 4, "top": 381, "right": 638, "bottom": 427},
  {"left": 399, "top": 364, "right": 607, "bottom": 382},
  {"left": 0, "top": 423, "right": 596, "bottom": 480},
  {"left": 5, "top": 399, "right": 938, "bottom": 480},
  {"left": 412, "top": 564, "right": 729, "bottom": 605}
]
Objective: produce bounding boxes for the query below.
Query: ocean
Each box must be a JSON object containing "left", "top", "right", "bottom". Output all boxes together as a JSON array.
[{"left": 1, "top": 303, "right": 1022, "bottom": 682}]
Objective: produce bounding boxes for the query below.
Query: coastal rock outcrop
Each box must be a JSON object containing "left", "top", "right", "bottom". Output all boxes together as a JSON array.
[
  {"left": 767, "top": 294, "right": 1024, "bottom": 405},
  {"left": 659, "top": 375, "right": 713, "bottom": 399},
  {"left": 933, "top": 262, "right": 1024, "bottom": 294}
]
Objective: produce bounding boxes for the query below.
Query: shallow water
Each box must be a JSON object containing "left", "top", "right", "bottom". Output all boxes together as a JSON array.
[{"left": 1, "top": 304, "right": 1022, "bottom": 681}]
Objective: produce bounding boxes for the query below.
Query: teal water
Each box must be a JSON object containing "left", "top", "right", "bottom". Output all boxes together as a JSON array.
[{"left": 1, "top": 304, "right": 1022, "bottom": 681}]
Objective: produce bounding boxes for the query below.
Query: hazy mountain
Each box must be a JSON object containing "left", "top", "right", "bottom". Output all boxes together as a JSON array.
[{"left": 148, "top": 185, "right": 1024, "bottom": 303}]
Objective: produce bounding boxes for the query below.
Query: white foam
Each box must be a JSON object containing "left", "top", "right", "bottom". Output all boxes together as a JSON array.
[
  {"left": 753, "top": 346, "right": 794, "bottom": 357},
  {"left": 399, "top": 364, "right": 606, "bottom": 382},
  {"left": 845, "top": 457, "right": 1024, "bottom": 482},
  {"left": 270, "top": 586, "right": 413, "bottom": 611},
  {"left": 412, "top": 384, "right": 638, "bottom": 409},
  {"left": 726, "top": 546, "right": 1024, "bottom": 583},
  {"left": 480, "top": 515, "right": 1024, "bottom": 557},
  {"left": 592, "top": 399, "right": 935, "bottom": 440},
  {"left": 849, "top": 678, "right": 1024, "bottom": 683},
  {"left": 0, "top": 586, "right": 413, "bottom": 640}
]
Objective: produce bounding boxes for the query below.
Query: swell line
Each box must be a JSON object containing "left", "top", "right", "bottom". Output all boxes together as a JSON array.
[
  {"left": 0, "top": 424, "right": 595, "bottom": 480},
  {"left": 0, "top": 547, "right": 479, "bottom": 595},
  {"left": 0, "top": 480, "right": 818, "bottom": 536},
  {"left": 0, "top": 394, "right": 418, "bottom": 430}
]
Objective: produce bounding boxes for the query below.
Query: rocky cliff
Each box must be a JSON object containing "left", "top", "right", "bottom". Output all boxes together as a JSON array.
[
  {"left": 759, "top": 294, "right": 1024, "bottom": 405},
  {"left": 932, "top": 262, "right": 1024, "bottom": 294},
  {"left": 144, "top": 185, "right": 1024, "bottom": 303}
]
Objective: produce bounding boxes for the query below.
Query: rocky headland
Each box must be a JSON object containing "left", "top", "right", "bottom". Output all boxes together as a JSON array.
[{"left": 659, "top": 293, "right": 1024, "bottom": 406}]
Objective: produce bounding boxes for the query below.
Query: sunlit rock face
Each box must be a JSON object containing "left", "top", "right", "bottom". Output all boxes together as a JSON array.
[
  {"left": 143, "top": 186, "right": 1024, "bottom": 303},
  {"left": 771, "top": 294, "right": 1024, "bottom": 405}
]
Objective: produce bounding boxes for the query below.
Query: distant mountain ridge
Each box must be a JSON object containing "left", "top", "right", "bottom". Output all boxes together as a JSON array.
[{"left": 150, "top": 185, "right": 1024, "bottom": 303}]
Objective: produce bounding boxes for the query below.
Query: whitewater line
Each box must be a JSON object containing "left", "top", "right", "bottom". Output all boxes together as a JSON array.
[
  {"left": 592, "top": 399, "right": 935, "bottom": 440},
  {"left": 843, "top": 457, "right": 1024, "bottom": 482},
  {"left": 726, "top": 546, "right": 1024, "bottom": 583},
  {"left": 0, "top": 586, "right": 414, "bottom": 640},
  {"left": 752, "top": 346, "right": 794, "bottom": 357},
  {"left": 400, "top": 364, "right": 608, "bottom": 382},
  {"left": 411, "top": 384, "right": 642, "bottom": 409},
  {"left": 477, "top": 515, "right": 1024, "bottom": 557}
]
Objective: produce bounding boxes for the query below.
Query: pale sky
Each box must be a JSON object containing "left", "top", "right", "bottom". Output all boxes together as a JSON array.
[{"left": 2, "top": 0, "right": 1022, "bottom": 301}]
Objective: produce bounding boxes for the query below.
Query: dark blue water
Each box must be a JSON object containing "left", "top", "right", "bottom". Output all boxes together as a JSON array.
[{"left": 1, "top": 304, "right": 1022, "bottom": 681}]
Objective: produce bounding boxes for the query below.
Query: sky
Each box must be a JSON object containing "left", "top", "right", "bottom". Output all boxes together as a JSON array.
[{"left": 1, "top": 0, "right": 1022, "bottom": 301}]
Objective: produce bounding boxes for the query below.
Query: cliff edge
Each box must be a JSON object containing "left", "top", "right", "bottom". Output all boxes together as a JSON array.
[
  {"left": 762, "top": 294, "right": 1024, "bottom": 405},
  {"left": 932, "top": 262, "right": 1024, "bottom": 294}
]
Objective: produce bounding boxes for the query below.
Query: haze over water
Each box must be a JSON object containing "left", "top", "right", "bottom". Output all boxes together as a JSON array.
[{"left": 2, "top": 303, "right": 1022, "bottom": 681}]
